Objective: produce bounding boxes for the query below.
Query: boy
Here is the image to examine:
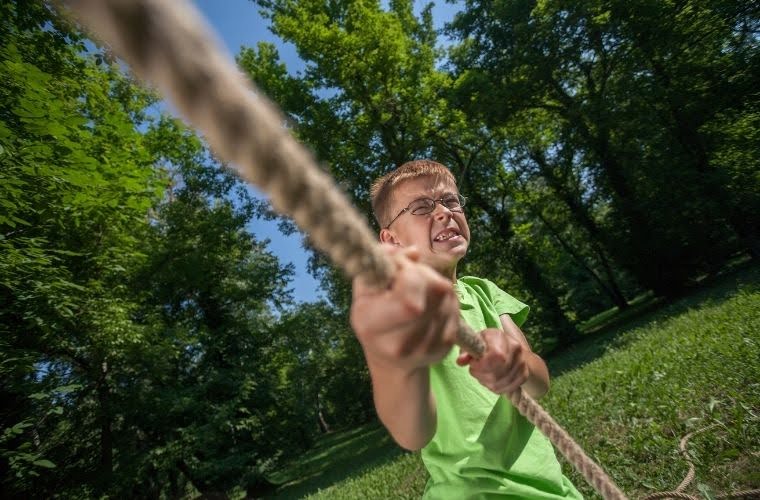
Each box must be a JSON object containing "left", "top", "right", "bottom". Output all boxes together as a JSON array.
[{"left": 350, "top": 160, "right": 582, "bottom": 499}]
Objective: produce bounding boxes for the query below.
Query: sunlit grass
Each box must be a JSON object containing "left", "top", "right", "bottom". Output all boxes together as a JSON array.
[
  {"left": 266, "top": 423, "right": 406, "bottom": 499},
  {"left": 543, "top": 279, "right": 759, "bottom": 497}
]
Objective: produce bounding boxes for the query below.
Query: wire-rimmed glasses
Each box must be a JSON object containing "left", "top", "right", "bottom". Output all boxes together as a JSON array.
[{"left": 385, "top": 194, "right": 466, "bottom": 229}]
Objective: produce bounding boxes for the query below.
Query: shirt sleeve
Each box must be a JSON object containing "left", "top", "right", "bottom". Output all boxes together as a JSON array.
[{"left": 485, "top": 279, "right": 530, "bottom": 328}]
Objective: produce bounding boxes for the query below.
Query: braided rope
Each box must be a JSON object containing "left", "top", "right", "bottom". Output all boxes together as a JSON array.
[
  {"left": 641, "top": 425, "right": 760, "bottom": 500},
  {"left": 640, "top": 493, "right": 701, "bottom": 500},
  {"left": 717, "top": 490, "right": 760, "bottom": 499},
  {"left": 510, "top": 390, "right": 626, "bottom": 499},
  {"left": 640, "top": 426, "right": 714, "bottom": 500},
  {"left": 60, "top": 0, "right": 626, "bottom": 497}
]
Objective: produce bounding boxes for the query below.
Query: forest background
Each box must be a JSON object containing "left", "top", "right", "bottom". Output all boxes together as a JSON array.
[{"left": 1, "top": 0, "right": 757, "bottom": 497}]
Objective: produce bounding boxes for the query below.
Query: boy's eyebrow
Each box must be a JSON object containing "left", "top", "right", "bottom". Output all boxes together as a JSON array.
[
  {"left": 407, "top": 190, "right": 458, "bottom": 200},
  {"left": 431, "top": 190, "right": 458, "bottom": 199}
]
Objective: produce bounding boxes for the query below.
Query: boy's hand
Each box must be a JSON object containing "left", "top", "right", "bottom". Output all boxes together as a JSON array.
[
  {"left": 456, "top": 322, "right": 550, "bottom": 399},
  {"left": 456, "top": 328, "right": 530, "bottom": 395},
  {"left": 350, "top": 244, "right": 460, "bottom": 373}
]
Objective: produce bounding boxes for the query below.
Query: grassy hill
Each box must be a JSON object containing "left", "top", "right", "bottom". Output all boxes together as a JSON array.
[{"left": 268, "top": 265, "right": 760, "bottom": 499}]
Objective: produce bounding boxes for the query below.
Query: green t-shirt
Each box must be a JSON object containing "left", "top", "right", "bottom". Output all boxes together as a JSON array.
[{"left": 421, "top": 276, "right": 582, "bottom": 499}]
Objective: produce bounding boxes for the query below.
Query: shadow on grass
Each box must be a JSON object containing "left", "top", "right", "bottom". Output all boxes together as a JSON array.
[
  {"left": 547, "top": 260, "right": 759, "bottom": 377},
  {"left": 265, "top": 422, "right": 406, "bottom": 499}
]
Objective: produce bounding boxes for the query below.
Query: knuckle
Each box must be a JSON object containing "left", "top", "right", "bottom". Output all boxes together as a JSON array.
[
  {"left": 503, "top": 335, "right": 518, "bottom": 350},
  {"left": 392, "top": 337, "right": 414, "bottom": 359},
  {"left": 507, "top": 343, "right": 522, "bottom": 361},
  {"left": 444, "top": 321, "right": 458, "bottom": 344},
  {"left": 401, "top": 296, "right": 424, "bottom": 317},
  {"left": 482, "top": 328, "right": 498, "bottom": 342},
  {"left": 349, "top": 317, "right": 368, "bottom": 340}
]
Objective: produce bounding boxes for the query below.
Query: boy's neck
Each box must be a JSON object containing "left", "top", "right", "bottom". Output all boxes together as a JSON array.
[{"left": 436, "top": 263, "right": 458, "bottom": 283}]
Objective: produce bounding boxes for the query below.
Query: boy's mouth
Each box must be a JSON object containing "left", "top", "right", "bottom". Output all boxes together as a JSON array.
[{"left": 433, "top": 228, "right": 462, "bottom": 242}]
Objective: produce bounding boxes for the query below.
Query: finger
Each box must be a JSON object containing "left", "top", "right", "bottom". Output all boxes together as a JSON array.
[
  {"left": 354, "top": 258, "right": 451, "bottom": 338},
  {"left": 480, "top": 329, "right": 509, "bottom": 357},
  {"left": 417, "top": 263, "right": 455, "bottom": 297},
  {"left": 439, "top": 287, "right": 460, "bottom": 341},
  {"left": 488, "top": 363, "right": 526, "bottom": 394},
  {"left": 503, "top": 364, "right": 529, "bottom": 395},
  {"left": 420, "top": 289, "right": 458, "bottom": 350},
  {"left": 402, "top": 245, "right": 421, "bottom": 261},
  {"left": 493, "top": 382, "right": 514, "bottom": 395},
  {"left": 503, "top": 380, "right": 523, "bottom": 395},
  {"left": 456, "top": 352, "right": 473, "bottom": 366},
  {"left": 469, "top": 347, "right": 505, "bottom": 375}
]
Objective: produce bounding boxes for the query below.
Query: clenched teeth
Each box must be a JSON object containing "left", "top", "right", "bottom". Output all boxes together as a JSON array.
[{"left": 434, "top": 230, "right": 459, "bottom": 242}]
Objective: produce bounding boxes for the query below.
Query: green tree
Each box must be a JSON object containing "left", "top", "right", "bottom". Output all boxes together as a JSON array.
[
  {"left": 243, "top": 0, "right": 580, "bottom": 347},
  {"left": 0, "top": 1, "right": 161, "bottom": 494},
  {"left": 129, "top": 117, "right": 299, "bottom": 497},
  {"left": 448, "top": 0, "right": 759, "bottom": 296},
  {"left": 273, "top": 301, "right": 373, "bottom": 433},
  {"left": 1, "top": 3, "right": 305, "bottom": 497}
]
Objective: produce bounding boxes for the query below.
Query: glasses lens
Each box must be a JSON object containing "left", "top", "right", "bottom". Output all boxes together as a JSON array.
[
  {"left": 409, "top": 198, "right": 436, "bottom": 215},
  {"left": 442, "top": 194, "right": 464, "bottom": 211}
]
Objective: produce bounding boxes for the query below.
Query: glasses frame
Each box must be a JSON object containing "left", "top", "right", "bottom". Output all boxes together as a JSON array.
[{"left": 384, "top": 193, "right": 466, "bottom": 229}]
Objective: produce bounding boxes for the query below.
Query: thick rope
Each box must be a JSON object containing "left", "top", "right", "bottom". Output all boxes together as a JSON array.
[
  {"left": 59, "top": 0, "right": 628, "bottom": 497},
  {"left": 641, "top": 425, "right": 760, "bottom": 500},
  {"left": 640, "top": 425, "right": 714, "bottom": 500}
]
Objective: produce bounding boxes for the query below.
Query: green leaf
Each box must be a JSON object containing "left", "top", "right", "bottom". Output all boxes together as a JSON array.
[
  {"left": 33, "top": 459, "right": 56, "bottom": 469},
  {"left": 697, "top": 483, "right": 715, "bottom": 500},
  {"left": 54, "top": 384, "right": 83, "bottom": 394}
]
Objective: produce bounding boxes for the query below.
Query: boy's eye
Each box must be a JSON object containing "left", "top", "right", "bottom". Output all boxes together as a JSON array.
[
  {"left": 409, "top": 198, "right": 435, "bottom": 214},
  {"left": 442, "top": 195, "right": 461, "bottom": 208}
]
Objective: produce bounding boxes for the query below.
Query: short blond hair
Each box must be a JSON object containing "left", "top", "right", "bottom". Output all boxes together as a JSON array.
[{"left": 371, "top": 159, "right": 457, "bottom": 228}]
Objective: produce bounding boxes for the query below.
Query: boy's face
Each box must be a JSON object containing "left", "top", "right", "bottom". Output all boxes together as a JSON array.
[{"left": 379, "top": 176, "right": 470, "bottom": 279}]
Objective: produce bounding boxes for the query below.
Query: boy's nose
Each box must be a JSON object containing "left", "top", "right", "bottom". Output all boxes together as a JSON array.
[{"left": 432, "top": 204, "right": 453, "bottom": 221}]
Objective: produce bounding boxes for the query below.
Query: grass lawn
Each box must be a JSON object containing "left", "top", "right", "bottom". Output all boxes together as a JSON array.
[
  {"left": 265, "top": 423, "right": 410, "bottom": 499},
  {"left": 267, "top": 264, "right": 760, "bottom": 499}
]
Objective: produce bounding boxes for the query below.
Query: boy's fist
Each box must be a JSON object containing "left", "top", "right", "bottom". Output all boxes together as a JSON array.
[
  {"left": 456, "top": 328, "right": 530, "bottom": 395},
  {"left": 350, "top": 244, "right": 460, "bottom": 373}
]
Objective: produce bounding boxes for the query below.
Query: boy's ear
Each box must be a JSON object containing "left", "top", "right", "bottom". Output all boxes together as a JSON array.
[{"left": 379, "top": 228, "right": 400, "bottom": 245}]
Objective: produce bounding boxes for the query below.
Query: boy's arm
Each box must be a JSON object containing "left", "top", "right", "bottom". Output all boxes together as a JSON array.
[
  {"left": 350, "top": 245, "right": 460, "bottom": 450},
  {"left": 499, "top": 314, "right": 550, "bottom": 398},
  {"left": 364, "top": 360, "right": 436, "bottom": 450},
  {"left": 456, "top": 314, "right": 550, "bottom": 399}
]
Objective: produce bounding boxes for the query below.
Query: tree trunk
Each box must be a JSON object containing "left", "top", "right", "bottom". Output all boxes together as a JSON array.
[
  {"left": 177, "top": 460, "right": 229, "bottom": 499},
  {"left": 528, "top": 149, "right": 632, "bottom": 309},
  {"left": 549, "top": 81, "right": 684, "bottom": 295},
  {"left": 508, "top": 239, "right": 580, "bottom": 347},
  {"left": 532, "top": 204, "right": 629, "bottom": 310},
  {"left": 96, "top": 360, "right": 113, "bottom": 488},
  {"left": 647, "top": 58, "right": 759, "bottom": 262},
  {"left": 467, "top": 188, "right": 580, "bottom": 346},
  {"left": 593, "top": 240, "right": 630, "bottom": 310},
  {"left": 316, "top": 394, "right": 332, "bottom": 433},
  {"left": 449, "top": 151, "right": 581, "bottom": 346}
]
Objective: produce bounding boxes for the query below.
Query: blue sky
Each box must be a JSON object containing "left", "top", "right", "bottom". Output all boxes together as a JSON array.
[
  {"left": 190, "top": 0, "right": 320, "bottom": 304},
  {"left": 190, "top": 0, "right": 459, "bottom": 303}
]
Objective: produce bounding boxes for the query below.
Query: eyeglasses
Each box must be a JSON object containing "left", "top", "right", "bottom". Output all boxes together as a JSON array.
[{"left": 385, "top": 194, "right": 466, "bottom": 229}]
